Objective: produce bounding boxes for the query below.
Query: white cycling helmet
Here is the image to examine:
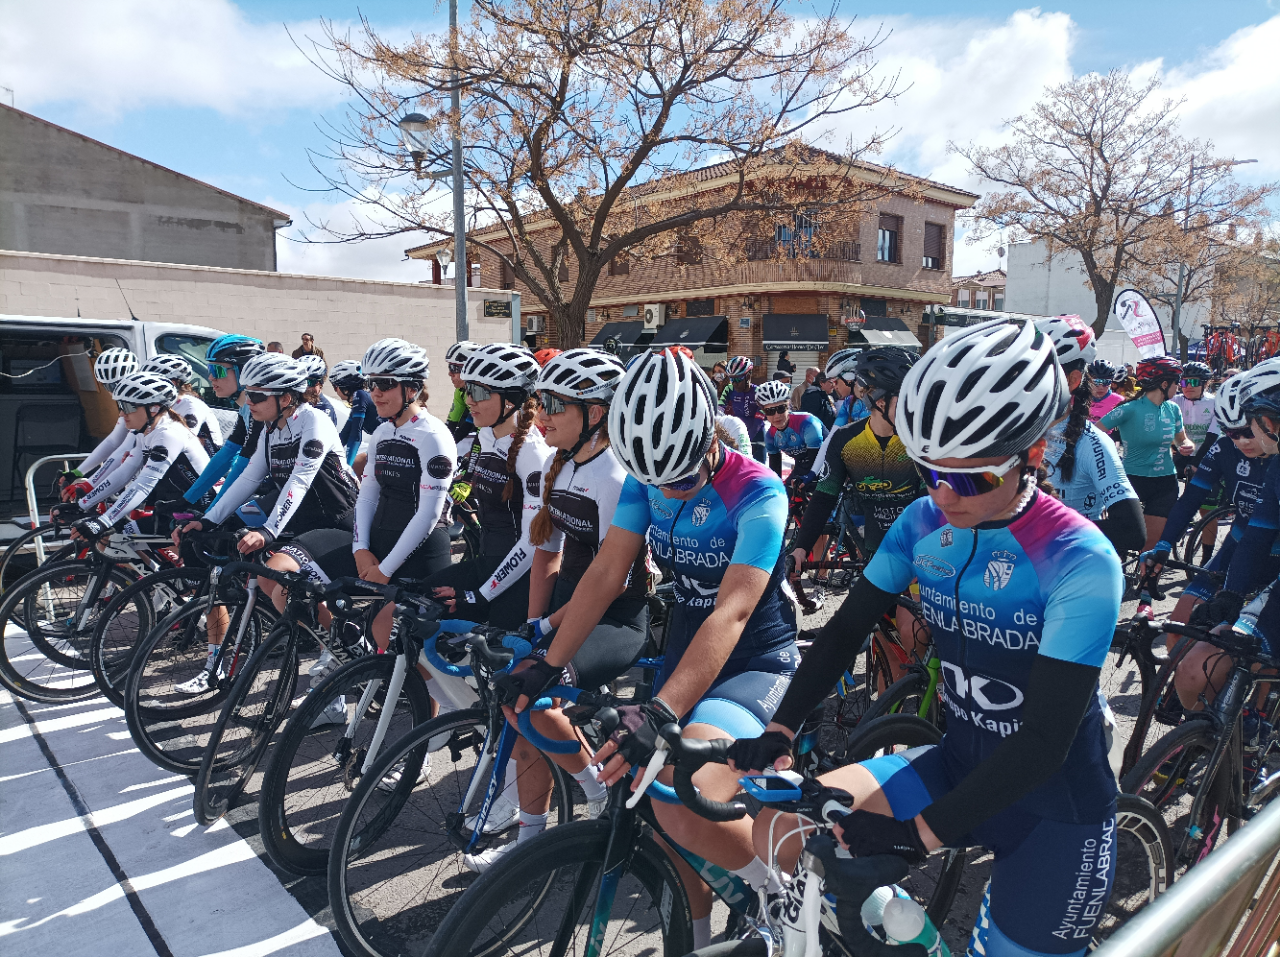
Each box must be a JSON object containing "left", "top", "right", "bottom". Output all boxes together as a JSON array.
[
  {"left": 897, "top": 317, "right": 1068, "bottom": 462},
  {"left": 1237, "top": 357, "right": 1280, "bottom": 423},
  {"left": 754, "top": 379, "right": 792, "bottom": 407},
  {"left": 329, "top": 359, "right": 364, "bottom": 390},
  {"left": 609, "top": 350, "right": 717, "bottom": 486},
  {"left": 537, "top": 348, "right": 625, "bottom": 402},
  {"left": 446, "top": 340, "right": 479, "bottom": 368},
  {"left": 462, "top": 343, "right": 539, "bottom": 396},
  {"left": 142, "top": 353, "right": 195, "bottom": 384},
  {"left": 1035, "top": 315, "right": 1097, "bottom": 368},
  {"left": 239, "top": 353, "right": 308, "bottom": 394},
  {"left": 95, "top": 347, "right": 139, "bottom": 385},
  {"left": 1215, "top": 374, "right": 1253, "bottom": 430},
  {"left": 824, "top": 347, "right": 862, "bottom": 382},
  {"left": 296, "top": 353, "right": 328, "bottom": 383},
  {"left": 112, "top": 372, "right": 178, "bottom": 409},
  {"left": 363, "top": 338, "right": 429, "bottom": 381}
]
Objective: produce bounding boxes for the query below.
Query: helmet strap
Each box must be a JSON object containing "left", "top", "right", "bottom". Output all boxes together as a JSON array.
[{"left": 567, "top": 404, "right": 605, "bottom": 459}]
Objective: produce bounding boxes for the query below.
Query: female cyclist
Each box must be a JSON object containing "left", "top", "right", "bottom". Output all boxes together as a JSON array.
[
  {"left": 70, "top": 372, "right": 213, "bottom": 545},
  {"left": 1085, "top": 359, "right": 1123, "bottom": 423},
  {"left": 463, "top": 349, "right": 641, "bottom": 871},
  {"left": 445, "top": 340, "right": 479, "bottom": 441},
  {"left": 329, "top": 359, "right": 378, "bottom": 467},
  {"left": 1100, "top": 355, "right": 1196, "bottom": 550},
  {"left": 141, "top": 353, "right": 223, "bottom": 455},
  {"left": 296, "top": 353, "right": 337, "bottom": 425},
  {"left": 502, "top": 349, "right": 798, "bottom": 948},
  {"left": 59, "top": 347, "right": 140, "bottom": 499},
  {"left": 824, "top": 348, "right": 870, "bottom": 428},
  {"left": 757, "top": 378, "right": 825, "bottom": 480},
  {"left": 1036, "top": 316, "right": 1144, "bottom": 556},
  {"left": 424, "top": 343, "right": 550, "bottom": 630},
  {"left": 731, "top": 316, "right": 1123, "bottom": 957},
  {"left": 720, "top": 355, "right": 766, "bottom": 461},
  {"left": 1172, "top": 360, "right": 1218, "bottom": 474}
]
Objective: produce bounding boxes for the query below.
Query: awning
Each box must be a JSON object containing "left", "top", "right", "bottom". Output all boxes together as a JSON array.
[
  {"left": 849, "top": 328, "right": 921, "bottom": 349},
  {"left": 589, "top": 321, "right": 649, "bottom": 350},
  {"left": 649, "top": 316, "right": 729, "bottom": 351},
  {"left": 762, "top": 314, "right": 830, "bottom": 351}
]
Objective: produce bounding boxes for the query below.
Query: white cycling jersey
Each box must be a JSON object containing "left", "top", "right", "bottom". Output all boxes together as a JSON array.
[
  {"left": 174, "top": 393, "right": 224, "bottom": 456},
  {"left": 1171, "top": 393, "right": 1217, "bottom": 448},
  {"left": 79, "top": 415, "right": 130, "bottom": 476},
  {"left": 353, "top": 411, "right": 457, "bottom": 577},
  {"left": 96, "top": 417, "right": 211, "bottom": 526},
  {"left": 79, "top": 431, "right": 141, "bottom": 509}
]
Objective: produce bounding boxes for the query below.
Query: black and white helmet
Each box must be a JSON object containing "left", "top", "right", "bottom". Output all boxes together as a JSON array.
[
  {"left": 824, "top": 348, "right": 862, "bottom": 382},
  {"left": 1035, "top": 315, "right": 1097, "bottom": 368},
  {"left": 239, "top": 353, "right": 308, "bottom": 394},
  {"left": 896, "top": 318, "right": 1068, "bottom": 462},
  {"left": 445, "top": 341, "right": 478, "bottom": 368},
  {"left": 142, "top": 353, "right": 195, "bottom": 384},
  {"left": 537, "top": 348, "right": 625, "bottom": 402},
  {"left": 329, "top": 360, "right": 364, "bottom": 391},
  {"left": 112, "top": 372, "right": 178, "bottom": 409},
  {"left": 462, "top": 343, "right": 539, "bottom": 396},
  {"left": 610, "top": 350, "right": 717, "bottom": 486},
  {"left": 362, "top": 338, "right": 429, "bottom": 382},
  {"left": 95, "top": 348, "right": 139, "bottom": 385},
  {"left": 296, "top": 353, "right": 328, "bottom": 383},
  {"left": 754, "top": 379, "right": 792, "bottom": 407}
]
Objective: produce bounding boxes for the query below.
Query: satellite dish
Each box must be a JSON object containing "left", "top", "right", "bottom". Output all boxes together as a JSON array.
[{"left": 997, "top": 246, "right": 1006, "bottom": 258}]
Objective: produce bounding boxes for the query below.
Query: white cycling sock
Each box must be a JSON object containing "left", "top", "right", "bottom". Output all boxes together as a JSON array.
[
  {"left": 517, "top": 810, "right": 548, "bottom": 843},
  {"left": 692, "top": 915, "right": 712, "bottom": 950},
  {"left": 730, "top": 857, "right": 783, "bottom": 895},
  {"left": 571, "top": 763, "right": 607, "bottom": 801}
]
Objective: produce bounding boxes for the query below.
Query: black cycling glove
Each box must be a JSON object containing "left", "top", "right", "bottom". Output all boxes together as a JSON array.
[
  {"left": 833, "top": 809, "right": 928, "bottom": 865},
  {"left": 72, "top": 516, "right": 111, "bottom": 545},
  {"left": 608, "top": 698, "right": 680, "bottom": 767},
  {"left": 49, "top": 501, "right": 85, "bottom": 526},
  {"left": 492, "top": 657, "right": 564, "bottom": 708},
  {"left": 453, "top": 588, "right": 490, "bottom": 620},
  {"left": 726, "top": 731, "right": 794, "bottom": 773},
  {"left": 1191, "top": 589, "right": 1245, "bottom": 627}
]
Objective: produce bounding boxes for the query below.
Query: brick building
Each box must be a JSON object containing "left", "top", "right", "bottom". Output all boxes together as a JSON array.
[
  {"left": 951, "top": 268, "right": 1006, "bottom": 312},
  {"left": 407, "top": 155, "right": 977, "bottom": 376}
]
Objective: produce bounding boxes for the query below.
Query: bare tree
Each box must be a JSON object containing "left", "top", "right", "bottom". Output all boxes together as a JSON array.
[
  {"left": 299, "top": 0, "right": 906, "bottom": 346},
  {"left": 952, "top": 71, "right": 1274, "bottom": 338}
]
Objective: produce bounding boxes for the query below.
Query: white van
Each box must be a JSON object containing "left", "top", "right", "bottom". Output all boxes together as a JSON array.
[{"left": 1, "top": 315, "right": 231, "bottom": 518}]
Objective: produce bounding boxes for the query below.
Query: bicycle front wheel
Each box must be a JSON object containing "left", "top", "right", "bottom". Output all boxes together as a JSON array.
[
  {"left": 329, "top": 709, "right": 576, "bottom": 957},
  {"left": 422, "top": 819, "right": 694, "bottom": 957},
  {"left": 1092, "top": 795, "right": 1174, "bottom": 943}
]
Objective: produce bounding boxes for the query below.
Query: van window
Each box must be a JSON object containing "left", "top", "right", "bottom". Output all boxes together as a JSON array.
[{"left": 155, "top": 333, "right": 232, "bottom": 410}]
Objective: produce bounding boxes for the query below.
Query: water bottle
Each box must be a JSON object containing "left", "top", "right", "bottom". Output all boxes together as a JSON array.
[
  {"left": 882, "top": 897, "right": 950, "bottom": 956},
  {"left": 860, "top": 884, "right": 909, "bottom": 938}
]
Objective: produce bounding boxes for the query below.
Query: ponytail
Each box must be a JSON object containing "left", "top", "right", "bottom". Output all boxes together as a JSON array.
[
  {"left": 529, "top": 412, "right": 610, "bottom": 546},
  {"left": 502, "top": 397, "right": 539, "bottom": 502},
  {"left": 1056, "top": 377, "right": 1094, "bottom": 483}
]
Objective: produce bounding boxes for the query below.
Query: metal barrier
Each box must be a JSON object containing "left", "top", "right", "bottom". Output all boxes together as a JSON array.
[
  {"left": 1094, "top": 798, "right": 1280, "bottom": 957},
  {"left": 23, "top": 453, "right": 88, "bottom": 564}
]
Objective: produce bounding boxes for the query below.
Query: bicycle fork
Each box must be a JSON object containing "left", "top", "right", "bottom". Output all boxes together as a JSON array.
[{"left": 212, "top": 574, "right": 259, "bottom": 679}]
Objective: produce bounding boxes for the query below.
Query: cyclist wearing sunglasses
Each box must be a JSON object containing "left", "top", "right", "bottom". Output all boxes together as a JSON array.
[
  {"left": 732, "top": 317, "right": 1124, "bottom": 957},
  {"left": 329, "top": 359, "right": 379, "bottom": 468},
  {"left": 1171, "top": 360, "right": 1219, "bottom": 475},
  {"left": 1036, "top": 317, "right": 1143, "bottom": 556},
  {"left": 720, "top": 355, "right": 768, "bottom": 461},
  {"left": 444, "top": 340, "right": 479, "bottom": 441},
  {"left": 141, "top": 353, "right": 224, "bottom": 456},
  {"left": 59, "top": 348, "right": 141, "bottom": 501},
  {"left": 824, "top": 347, "right": 871, "bottom": 429},
  {"left": 1100, "top": 354, "right": 1196, "bottom": 550},
  {"left": 1085, "top": 358, "right": 1124, "bottom": 423},
  {"left": 513, "top": 350, "right": 797, "bottom": 916},
  {"left": 756, "top": 378, "right": 825, "bottom": 479},
  {"left": 295, "top": 353, "right": 337, "bottom": 426}
]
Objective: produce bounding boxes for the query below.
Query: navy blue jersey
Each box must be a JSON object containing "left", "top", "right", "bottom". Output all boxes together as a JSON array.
[
  {"left": 1164, "top": 438, "right": 1270, "bottom": 546},
  {"left": 1226, "top": 454, "right": 1280, "bottom": 595}
]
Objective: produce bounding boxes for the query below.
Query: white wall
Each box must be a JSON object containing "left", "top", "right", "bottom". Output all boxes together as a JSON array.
[{"left": 0, "top": 250, "right": 516, "bottom": 419}]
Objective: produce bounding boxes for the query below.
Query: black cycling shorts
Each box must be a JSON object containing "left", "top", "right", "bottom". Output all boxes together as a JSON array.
[
  {"left": 548, "top": 577, "right": 648, "bottom": 691},
  {"left": 1128, "top": 474, "right": 1179, "bottom": 518},
  {"left": 279, "top": 526, "right": 452, "bottom": 586}
]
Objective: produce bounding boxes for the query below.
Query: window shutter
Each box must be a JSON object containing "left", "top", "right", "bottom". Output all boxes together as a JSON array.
[
  {"left": 558, "top": 260, "right": 569, "bottom": 282},
  {"left": 923, "top": 223, "right": 945, "bottom": 268}
]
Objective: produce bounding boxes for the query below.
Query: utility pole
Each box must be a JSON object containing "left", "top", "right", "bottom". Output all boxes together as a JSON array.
[{"left": 449, "top": 0, "right": 468, "bottom": 342}]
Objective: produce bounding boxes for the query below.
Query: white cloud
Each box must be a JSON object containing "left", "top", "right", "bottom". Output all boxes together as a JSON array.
[
  {"left": 272, "top": 196, "right": 433, "bottom": 282},
  {"left": 0, "top": 0, "right": 343, "bottom": 115}
]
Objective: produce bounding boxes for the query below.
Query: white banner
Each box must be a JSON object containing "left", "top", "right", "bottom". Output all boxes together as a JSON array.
[{"left": 1112, "top": 289, "right": 1167, "bottom": 358}]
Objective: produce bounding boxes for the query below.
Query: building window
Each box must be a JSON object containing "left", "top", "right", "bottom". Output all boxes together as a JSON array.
[
  {"left": 686, "top": 298, "right": 715, "bottom": 318},
  {"left": 877, "top": 214, "right": 901, "bottom": 264},
  {"left": 622, "top": 303, "right": 639, "bottom": 317},
  {"left": 432, "top": 258, "right": 442, "bottom": 285},
  {"left": 558, "top": 259, "right": 569, "bottom": 282},
  {"left": 500, "top": 259, "right": 516, "bottom": 290},
  {"left": 957, "top": 288, "right": 970, "bottom": 307},
  {"left": 994, "top": 294, "right": 1004, "bottom": 312},
  {"left": 608, "top": 255, "right": 630, "bottom": 277},
  {"left": 676, "top": 233, "right": 703, "bottom": 265},
  {"left": 923, "top": 222, "right": 945, "bottom": 270},
  {"left": 975, "top": 291, "right": 989, "bottom": 309},
  {"left": 861, "top": 297, "right": 888, "bottom": 318}
]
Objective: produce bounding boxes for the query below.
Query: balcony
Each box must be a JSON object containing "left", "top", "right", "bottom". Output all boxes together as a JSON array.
[{"left": 744, "top": 238, "right": 861, "bottom": 263}]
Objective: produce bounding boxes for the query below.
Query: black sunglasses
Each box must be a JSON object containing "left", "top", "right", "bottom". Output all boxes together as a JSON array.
[
  {"left": 245, "top": 391, "right": 279, "bottom": 405},
  {"left": 448, "top": 363, "right": 465, "bottom": 374},
  {"left": 116, "top": 400, "right": 142, "bottom": 413},
  {"left": 762, "top": 404, "right": 788, "bottom": 416},
  {"left": 1225, "top": 425, "right": 1254, "bottom": 440},
  {"left": 366, "top": 377, "right": 407, "bottom": 393}
]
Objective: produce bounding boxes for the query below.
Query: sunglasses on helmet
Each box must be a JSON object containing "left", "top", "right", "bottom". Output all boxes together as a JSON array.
[
  {"left": 208, "top": 363, "right": 234, "bottom": 379},
  {"left": 761, "top": 404, "right": 788, "bottom": 417},
  {"left": 914, "top": 456, "right": 1021, "bottom": 497}
]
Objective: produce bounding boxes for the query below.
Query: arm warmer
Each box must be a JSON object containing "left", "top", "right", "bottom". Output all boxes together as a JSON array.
[
  {"left": 1161, "top": 473, "right": 1212, "bottom": 545},
  {"left": 78, "top": 416, "right": 129, "bottom": 476},
  {"left": 793, "top": 489, "right": 838, "bottom": 556},
  {"left": 183, "top": 440, "right": 242, "bottom": 505},
  {"left": 204, "top": 440, "right": 268, "bottom": 527},
  {"left": 919, "top": 656, "right": 1102, "bottom": 846},
  {"left": 1094, "top": 497, "right": 1146, "bottom": 556},
  {"left": 767, "top": 452, "right": 783, "bottom": 477},
  {"left": 772, "top": 576, "right": 898, "bottom": 731}
]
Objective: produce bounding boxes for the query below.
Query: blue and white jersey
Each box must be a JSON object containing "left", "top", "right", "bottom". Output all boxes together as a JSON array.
[
  {"left": 866, "top": 492, "right": 1122, "bottom": 823},
  {"left": 833, "top": 395, "right": 870, "bottom": 429},
  {"left": 612, "top": 446, "right": 792, "bottom": 661},
  {"left": 1166, "top": 437, "right": 1270, "bottom": 547},
  {"left": 1043, "top": 420, "right": 1137, "bottom": 520},
  {"left": 764, "top": 411, "right": 825, "bottom": 458}
]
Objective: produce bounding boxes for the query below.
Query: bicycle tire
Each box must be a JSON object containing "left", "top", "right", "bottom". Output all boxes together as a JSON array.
[
  {"left": 258, "top": 653, "right": 433, "bottom": 875},
  {"left": 860, "top": 671, "right": 941, "bottom": 727},
  {"left": 0, "top": 523, "right": 71, "bottom": 597},
  {"left": 90, "top": 565, "right": 207, "bottom": 707},
  {"left": 123, "top": 596, "right": 269, "bottom": 773},
  {"left": 1093, "top": 795, "right": 1174, "bottom": 943},
  {"left": 329, "top": 709, "right": 578, "bottom": 957},
  {"left": 419, "top": 818, "right": 694, "bottom": 957},
  {"left": 1118, "top": 633, "right": 1197, "bottom": 778},
  {"left": 1121, "top": 718, "right": 1235, "bottom": 866},
  {"left": 192, "top": 621, "right": 302, "bottom": 825},
  {"left": 0, "top": 560, "right": 130, "bottom": 702},
  {"left": 1174, "top": 505, "right": 1235, "bottom": 575},
  {"left": 818, "top": 640, "right": 892, "bottom": 761}
]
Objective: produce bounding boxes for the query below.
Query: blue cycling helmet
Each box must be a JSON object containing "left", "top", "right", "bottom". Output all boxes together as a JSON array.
[{"left": 207, "top": 334, "right": 265, "bottom": 369}]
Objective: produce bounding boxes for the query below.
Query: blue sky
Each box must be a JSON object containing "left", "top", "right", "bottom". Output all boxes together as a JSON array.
[{"left": 3, "top": 1, "right": 1278, "bottom": 280}]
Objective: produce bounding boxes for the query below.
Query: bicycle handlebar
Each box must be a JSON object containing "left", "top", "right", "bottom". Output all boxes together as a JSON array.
[
  {"left": 515, "top": 685, "right": 586, "bottom": 754},
  {"left": 658, "top": 725, "right": 747, "bottom": 822}
]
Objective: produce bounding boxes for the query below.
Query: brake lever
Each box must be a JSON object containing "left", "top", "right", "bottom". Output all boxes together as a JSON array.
[{"left": 627, "top": 737, "right": 671, "bottom": 809}]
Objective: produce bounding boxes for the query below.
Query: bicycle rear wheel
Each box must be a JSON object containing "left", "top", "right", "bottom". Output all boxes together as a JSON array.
[
  {"left": 258, "top": 653, "right": 433, "bottom": 875},
  {"left": 329, "top": 710, "right": 576, "bottom": 957},
  {"left": 860, "top": 670, "right": 941, "bottom": 727},
  {"left": 1092, "top": 795, "right": 1173, "bottom": 943},
  {"left": 193, "top": 621, "right": 302, "bottom": 825},
  {"left": 419, "top": 819, "right": 693, "bottom": 957},
  {"left": 0, "top": 523, "right": 73, "bottom": 598}
]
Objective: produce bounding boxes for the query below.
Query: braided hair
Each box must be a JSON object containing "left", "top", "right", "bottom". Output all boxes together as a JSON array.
[
  {"left": 530, "top": 411, "right": 610, "bottom": 547},
  {"left": 502, "top": 397, "right": 539, "bottom": 502},
  {"left": 1055, "top": 366, "right": 1095, "bottom": 483}
]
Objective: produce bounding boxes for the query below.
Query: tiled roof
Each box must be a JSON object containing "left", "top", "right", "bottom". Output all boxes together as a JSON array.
[{"left": 951, "top": 268, "right": 1006, "bottom": 288}]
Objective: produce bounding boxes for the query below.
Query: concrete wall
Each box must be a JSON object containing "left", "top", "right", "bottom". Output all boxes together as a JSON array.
[
  {"left": 0, "top": 250, "right": 516, "bottom": 419},
  {"left": 0, "top": 105, "right": 286, "bottom": 271}
]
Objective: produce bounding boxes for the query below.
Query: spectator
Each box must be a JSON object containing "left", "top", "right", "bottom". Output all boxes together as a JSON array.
[
  {"left": 267, "top": 341, "right": 285, "bottom": 354},
  {"left": 800, "top": 371, "right": 835, "bottom": 429},
  {"left": 292, "top": 333, "right": 326, "bottom": 363},
  {"left": 776, "top": 351, "right": 796, "bottom": 376}
]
